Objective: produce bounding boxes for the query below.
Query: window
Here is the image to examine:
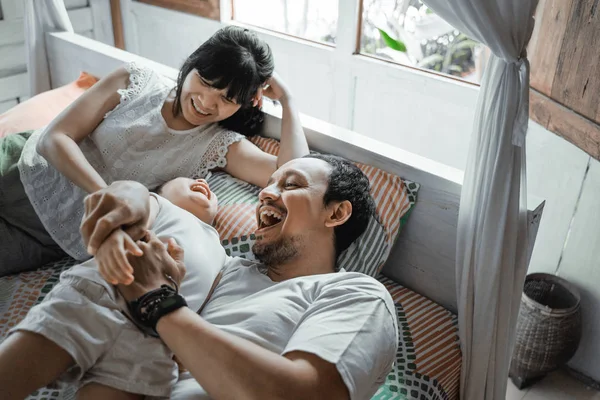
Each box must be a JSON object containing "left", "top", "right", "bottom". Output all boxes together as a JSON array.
[
  {"left": 232, "top": 0, "right": 338, "bottom": 45},
  {"left": 359, "top": 0, "right": 488, "bottom": 83}
]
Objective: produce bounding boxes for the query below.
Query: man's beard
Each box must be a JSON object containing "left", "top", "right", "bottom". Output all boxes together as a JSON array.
[{"left": 252, "top": 235, "right": 302, "bottom": 267}]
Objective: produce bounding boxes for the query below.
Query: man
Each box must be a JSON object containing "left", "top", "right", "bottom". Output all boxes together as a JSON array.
[
  {"left": 116, "top": 155, "right": 398, "bottom": 399},
  {"left": 5, "top": 155, "right": 398, "bottom": 399}
]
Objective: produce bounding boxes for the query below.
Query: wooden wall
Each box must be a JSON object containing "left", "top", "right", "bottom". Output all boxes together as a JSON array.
[
  {"left": 0, "top": 0, "right": 114, "bottom": 113},
  {"left": 528, "top": 0, "right": 600, "bottom": 159}
]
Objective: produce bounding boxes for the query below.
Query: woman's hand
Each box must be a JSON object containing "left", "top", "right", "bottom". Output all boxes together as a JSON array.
[
  {"left": 96, "top": 229, "right": 142, "bottom": 285},
  {"left": 253, "top": 72, "right": 291, "bottom": 107},
  {"left": 81, "top": 180, "right": 151, "bottom": 255},
  {"left": 117, "top": 231, "right": 186, "bottom": 302}
]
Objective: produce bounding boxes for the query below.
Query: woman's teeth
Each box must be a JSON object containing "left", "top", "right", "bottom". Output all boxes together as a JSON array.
[{"left": 192, "top": 99, "right": 210, "bottom": 116}]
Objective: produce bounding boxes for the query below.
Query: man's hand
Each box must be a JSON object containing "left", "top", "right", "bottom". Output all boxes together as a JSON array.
[
  {"left": 96, "top": 229, "right": 143, "bottom": 285},
  {"left": 117, "top": 231, "right": 186, "bottom": 302},
  {"left": 81, "top": 180, "right": 151, "bottom": 255}
]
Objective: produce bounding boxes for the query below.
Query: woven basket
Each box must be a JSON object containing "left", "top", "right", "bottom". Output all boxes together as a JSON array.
[{"left": 509, "top": 273, "right": 582, "bottom": 389}]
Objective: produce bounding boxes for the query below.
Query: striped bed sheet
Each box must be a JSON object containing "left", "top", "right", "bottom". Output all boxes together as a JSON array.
[{"left": 0, "top": 259, "right": 460, "bottom": 400}]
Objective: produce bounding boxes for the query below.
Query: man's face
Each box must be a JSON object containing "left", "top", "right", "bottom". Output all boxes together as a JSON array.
[{"left": 253, "top": 158, "right": 333, "bottom": 266}]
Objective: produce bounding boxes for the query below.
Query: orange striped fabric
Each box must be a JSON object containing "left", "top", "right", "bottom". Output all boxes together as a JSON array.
[
  {"left": 379, "top": 276, "right": 461, "bottom": 399},
  {"left": 250, "top": 136, "right": 280, "bottom": 156},
  {"left": 356, "top": 162, "right": 408, "bottom": 246},
  {"left": 213, "top": 204, "right": 258, "bottom": 241}
]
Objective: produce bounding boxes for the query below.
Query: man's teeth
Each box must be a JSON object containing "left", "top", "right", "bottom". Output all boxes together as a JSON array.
[
  {"left": 260, "top": 209, "right": 284, "bottom": 226},
  {"left": 192, "top": 99, "right": 210, "bottom": 115}
]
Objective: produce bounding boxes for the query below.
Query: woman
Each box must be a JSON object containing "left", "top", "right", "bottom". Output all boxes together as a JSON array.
[{"left": 0, "top": 26, "right": 308, "bottom": 275}]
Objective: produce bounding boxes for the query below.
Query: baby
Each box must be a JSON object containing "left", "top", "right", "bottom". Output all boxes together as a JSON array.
[{"left": 1, "top": 177, "right": 226, "bottom": 399}]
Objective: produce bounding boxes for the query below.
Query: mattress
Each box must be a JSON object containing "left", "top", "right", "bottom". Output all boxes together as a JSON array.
[{"left": 0, "top": 260, "right": 461, "bottom": 400}]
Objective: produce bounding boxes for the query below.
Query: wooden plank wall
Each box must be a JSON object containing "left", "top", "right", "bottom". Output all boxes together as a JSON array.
[
  {"left": 528, "top": 0, "right": 600, "bottom": 160},
  {"left": 0, "top": 0, "right": 114, "bottom": 113}
]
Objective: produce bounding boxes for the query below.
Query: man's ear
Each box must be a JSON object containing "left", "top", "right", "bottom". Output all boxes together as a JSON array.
[{"left": 325, "top": 200, "right": 352, "bottom": 228}]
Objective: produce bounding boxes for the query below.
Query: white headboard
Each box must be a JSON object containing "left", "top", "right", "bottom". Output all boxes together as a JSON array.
[{"left": 45, "top": 32, "right": 544, "bottom": 313}]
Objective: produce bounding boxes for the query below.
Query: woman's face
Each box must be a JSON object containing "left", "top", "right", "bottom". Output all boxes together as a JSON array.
[{"left": 179, "top": 69, "right": 244, "bottom": 126}]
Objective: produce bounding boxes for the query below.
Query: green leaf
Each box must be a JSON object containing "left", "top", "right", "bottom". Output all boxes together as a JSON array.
[
  {"left": 377, "top": 28, "right": 407, "bottom": 52},
  {"left": 425, "top": 7, "right": 434, "bottom": 14}
]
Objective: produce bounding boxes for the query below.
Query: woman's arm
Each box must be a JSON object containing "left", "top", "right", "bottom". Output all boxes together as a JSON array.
[
  {"left": 224, "top": 73, "right": 309, "bottom": 188},
  {"left": 157, "top": 308, "right": 349, "bottom": 400},
  {"left": 36, "top": 66, "right": 131, "bottom": 193},
  {"left": 274, "top": 85, "right": 309, "bottom": 166}
]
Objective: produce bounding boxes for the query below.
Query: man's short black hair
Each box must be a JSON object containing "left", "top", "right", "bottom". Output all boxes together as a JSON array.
[{"left": 304, "top": 154, "right": 376, "bottom": 258}]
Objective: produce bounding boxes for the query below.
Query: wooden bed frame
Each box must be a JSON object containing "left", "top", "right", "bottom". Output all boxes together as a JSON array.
[{"left": 45, "top": 31, "right": 544, "bottom": 313}]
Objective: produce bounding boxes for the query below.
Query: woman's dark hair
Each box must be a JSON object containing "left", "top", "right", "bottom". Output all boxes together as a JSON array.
[
  {"left": 172, "top": 26, "right": 274, "bottom": 136},
  {"left": 304, "top": 154, "right": 376, "bottom": 258}
]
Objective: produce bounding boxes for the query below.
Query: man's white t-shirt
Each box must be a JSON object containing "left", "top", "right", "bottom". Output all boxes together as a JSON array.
[{"left": 171, "top": 257, "right": 398, "bottom": 400}]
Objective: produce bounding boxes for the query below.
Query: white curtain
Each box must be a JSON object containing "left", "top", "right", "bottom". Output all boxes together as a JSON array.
[
  {"left": 420, "top": 1, "right": 538, "bottom": 399},
  {"left": 24, "top": 0, "right": 73, "bottom": 96}
]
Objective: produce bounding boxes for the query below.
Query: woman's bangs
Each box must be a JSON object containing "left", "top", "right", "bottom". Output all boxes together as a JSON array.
[{"left": 195, "top": 54, "right": 260, "bottom": 105}]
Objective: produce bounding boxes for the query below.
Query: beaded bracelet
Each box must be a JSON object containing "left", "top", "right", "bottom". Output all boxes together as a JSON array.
[{"left": 128, "top": 280, "right": 187, "bottom": 336}]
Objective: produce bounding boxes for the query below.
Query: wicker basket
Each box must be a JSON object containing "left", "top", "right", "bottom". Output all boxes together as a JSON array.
[{"left": 509, "top": 273, "right": 582, "bottom": 389}]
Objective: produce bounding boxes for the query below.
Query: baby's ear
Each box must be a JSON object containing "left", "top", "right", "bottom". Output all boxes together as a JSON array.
[{"left": 324, "top": 200, "right": 352, "bottom": 228}]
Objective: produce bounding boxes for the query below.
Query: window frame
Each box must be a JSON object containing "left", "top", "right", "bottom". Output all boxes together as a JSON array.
[{"left": 137, "top": 0, "right": 220, "bottom": 20}]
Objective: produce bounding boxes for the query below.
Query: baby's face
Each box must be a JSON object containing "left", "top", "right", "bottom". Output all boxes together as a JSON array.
[{"left": 160, "top": 178, "right": 218, "bottom": 225}]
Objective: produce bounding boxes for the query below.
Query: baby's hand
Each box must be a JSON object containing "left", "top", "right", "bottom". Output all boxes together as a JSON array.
[{"left": 96, "top": 229, "right": 143, "bottom": 285}]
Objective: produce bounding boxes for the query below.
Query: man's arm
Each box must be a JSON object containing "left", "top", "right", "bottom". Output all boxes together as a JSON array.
[
  {"left": 156, "top": 308, "right": 349, "bottom": 400},
  {"left": 117, "top": 232, "right": 349, "bottom": 400}
]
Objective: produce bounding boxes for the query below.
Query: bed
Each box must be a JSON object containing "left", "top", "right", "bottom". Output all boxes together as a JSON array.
[{"left": 0, "top": 31, "right": 544, "bottom": 400}]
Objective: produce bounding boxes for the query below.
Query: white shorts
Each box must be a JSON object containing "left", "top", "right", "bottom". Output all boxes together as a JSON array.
[{"left": 10, "top": 273, "right": 177, "bottom": 397}]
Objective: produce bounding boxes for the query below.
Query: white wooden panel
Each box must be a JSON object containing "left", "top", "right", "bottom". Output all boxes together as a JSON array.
[
  {"left": 90, "top": 0, "right": 115, "bottom": 46},
  {"left": 329, "top": 0, "right": 361, "bottom": 127},
  {"left": 557, "top": 159, "right": 600, "bottom": 382},
  {"left": 0, "top": 7, "right": 92, "bottom": 49},
  {"left": 0, "top": 6, "right": 93, "bottom": 48},
  {"left": 65, "top": 0, "right": 89, "bottom": 8},
  {"left": 0, "top": 0, "right": 23, "bottom": 19},
  {"left": 0, "top": 43, "right": 26, "bottom": 78},
  {"left": 255, "top": 34, "right": 333, "bottom": 122},
  {"left": 119, "top": 0, "right": 140, "bottom": 53},
  {"left": 526, "top": 122, "right": 590, "bottom": 275},
  {"left": 0, "top": 72, "right": 28, "bottom": 102},
  {"left": 351, "top": 56, "right": 478, "bottom": 171},
  {"left": 46, "top": 32, "right": 177, "bottom": 88},
  {"left": 127, "top": 1, "right": 335, "bottom": 122},
  {"left": 68, "top": 7, "right": 94, "bottom": 33},
  {"left": 129, "top": 1, "right": 218, "bottom": 68},
  {"left": 0, "top": 19, "right": 23, "bottom": 47},
  {"left": 79, "top": 30, "right": 94, "bottom": 38},
  {"left": 0, "top": 98, "right": 17, "bottom": 114}
]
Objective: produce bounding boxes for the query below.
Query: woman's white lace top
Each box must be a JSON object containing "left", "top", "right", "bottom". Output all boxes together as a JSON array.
[{"left": 18, "top": 62, "right": 244, "bottom": 260}]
